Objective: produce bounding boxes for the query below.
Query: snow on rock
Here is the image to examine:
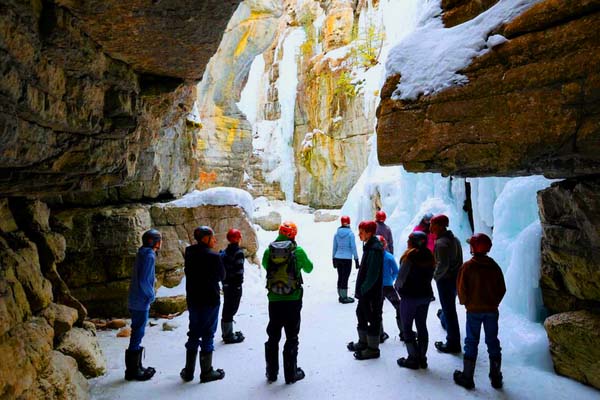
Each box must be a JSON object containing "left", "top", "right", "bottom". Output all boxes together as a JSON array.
[
  {"left": 385, "top": 0, "right": 541, "bottom": 100},
  {"left": 165, "top": 187, "right": 254, "bottom": 218}
]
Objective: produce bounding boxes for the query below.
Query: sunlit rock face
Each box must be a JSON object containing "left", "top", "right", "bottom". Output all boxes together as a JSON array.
[{"left": 376, "top": 1, "right": 600, "bottom": 179}]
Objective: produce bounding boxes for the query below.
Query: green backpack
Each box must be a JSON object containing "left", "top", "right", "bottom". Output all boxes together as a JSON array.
[{"left": 266, "top": 240, "right": 302, "bottom": 295}]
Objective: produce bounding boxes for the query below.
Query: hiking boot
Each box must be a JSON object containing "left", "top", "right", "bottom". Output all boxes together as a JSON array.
[
  {"left": 354, "top": 335, "right": 380, "bottom": 360},
  {"left": 338, "top": 289, "right": 355, "bottom": 304},
  {"left": 222, "top": 321, "right": 245, "bottom": 344},
  {"left": 397, "top": 341, "right": 419, "bottom": 369}
]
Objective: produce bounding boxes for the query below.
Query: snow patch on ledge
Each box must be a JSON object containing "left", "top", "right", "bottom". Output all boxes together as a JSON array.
[
  {"left": 385, "top": 0, "right": 541, "bottom": 100},
  {"left": 163, "top": 187, "right": 254, "bottom": 218}
]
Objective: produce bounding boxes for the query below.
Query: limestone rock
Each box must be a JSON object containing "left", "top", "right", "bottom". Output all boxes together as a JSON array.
[
  {"left": 152, "top": 295, "right": 188, "bottom": 316},
  {"left": 41, "top": 303, "right": 79, "bottom": 340},
  {"left": 322, "top": 0, "right": 354, "bottom": 52},
  {"left": 254, "top": 211, "right": 282, "bottom": 231},
  {"left": 0, "top": 318, "right": 54, "bottom": 399},
  {"left": 314, "top": 210, "right": 338, "bottom": 223},
  {"left": 538, "top": 178, "right": 600, "bottom": 314},
  {"left": 27, "top": 351, "right": 90, "bottom": 400},
  {"left": 56, "top": 327, "right": 107, "bottom": 378},
  {"left": 545, "top": 310, "right": 600, "bottom": 389},
  {"left": 376, "top": 1, "right": 600, "bottom": 179}
]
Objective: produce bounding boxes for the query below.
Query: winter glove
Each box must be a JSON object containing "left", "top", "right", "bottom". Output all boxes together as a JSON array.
[{"left": 354, "top": 258, "right": 359, "bottom": 269}]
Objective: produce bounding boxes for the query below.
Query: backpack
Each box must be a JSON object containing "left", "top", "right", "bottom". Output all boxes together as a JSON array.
[{"left": 266, "top": 240, "right": 302, "bottom": 295}]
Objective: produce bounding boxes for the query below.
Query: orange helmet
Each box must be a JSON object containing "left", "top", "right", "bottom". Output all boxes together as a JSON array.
[{"left": 279, "top": 221, "right": 298, "bottom": 240}]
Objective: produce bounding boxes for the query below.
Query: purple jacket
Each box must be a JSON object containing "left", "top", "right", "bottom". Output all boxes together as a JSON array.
[{"left": 376, "top": 221, "right": 394, "bottom": 254}]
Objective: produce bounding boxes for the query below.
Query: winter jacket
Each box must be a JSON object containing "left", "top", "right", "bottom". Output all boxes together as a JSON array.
[
  {"left": 221, "top": 243, "right": 245, "bottom": 286},
  {"left": 412, "top": 224, "right": 437, "bottom": 254},
  {"left": 355, "top": 236, "right": 384, "bottom": 300},
  {"left": 332, "top": 226, "right": 359, "bottom": 261},
  {"left": 128, "top": 246, "right": 156, "bottom": 311},
  {"left": 395, "top": 247, "right": 434, "bottom": 299},
  {"left": 184, "top": 243, "right": 225, "bottom": 308},
  {"left": 376, "top": 221, "right": 394, "bottom": 254},
  {"left": 457, "top": 255, "right": 506, "bottom": 313},
  {"left": 433, "top": 230, "right": 463, "bottom": 282},
  {"left": 262, "top": 234, "right": 313, "bottom": 302},
  {"left": 382, "top": 250, "right": 399, "bottom": 287}
]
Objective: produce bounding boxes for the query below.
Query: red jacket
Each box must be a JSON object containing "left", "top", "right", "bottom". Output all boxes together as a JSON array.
[{"left": 457, "top": 255, "right": 506, "bottom": 313}]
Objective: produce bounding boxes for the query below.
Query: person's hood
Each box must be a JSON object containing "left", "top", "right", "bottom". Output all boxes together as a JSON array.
[{"left": 336, "top": 226, "right": 352, "bottom": 238}]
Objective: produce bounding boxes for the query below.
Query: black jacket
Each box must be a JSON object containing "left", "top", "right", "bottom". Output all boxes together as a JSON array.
[
  {"left": 355, "top": 236, "right": 384, "bottom": 300},
  {"left": 184, "top": 243, "right": 225, "bottom": 308},
  {"left": 221, "top": 243, "right": 245, "bottom": 286},
  {"left": 395, "top": 248, "right": 435, "bottom": 299},
  {"left": 433, "top": 230, "right": 463, "bottom": 281}
]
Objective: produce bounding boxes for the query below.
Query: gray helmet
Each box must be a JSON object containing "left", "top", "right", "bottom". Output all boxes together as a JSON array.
[
  {"left": 142, "top": 229, "right": 162, "bottom": 248},
  {"left": 193, "top": 226, "right": 214, "bottom": 242}
]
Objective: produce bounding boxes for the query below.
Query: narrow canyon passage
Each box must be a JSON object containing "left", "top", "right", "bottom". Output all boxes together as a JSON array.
[{"left": 89, "top": 202, "right": 597, "bottom": 400}]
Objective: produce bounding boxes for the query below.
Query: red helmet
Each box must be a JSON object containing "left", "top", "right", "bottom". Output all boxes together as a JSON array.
[
  {"left": 375, "top": 210, "right": 387, "bottom": 222},
  {"left": 279, "top": 221, "right": 298, "bottom": 240},
  {"left": 358, "top": 220, "right": 377, "bottom": 235},
  {"left": 376, "top": 235, "right": 387, "bottom": 249},
  {"left": 467, "top": 233, "right": 492, "bottom": 254},
  {"left": 226, "top": 228, "right": 242, "bottom": 243},
  {"left": 430, "top": 214, "right": 449, "bottom": 228},
  {"left": 340, "top": 215, "right": 351, "bottom": 225}
]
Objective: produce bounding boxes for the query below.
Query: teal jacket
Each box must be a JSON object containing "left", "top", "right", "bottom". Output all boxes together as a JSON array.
[{"left": 262, "top": 234, "right": 313, "bottom": 302}]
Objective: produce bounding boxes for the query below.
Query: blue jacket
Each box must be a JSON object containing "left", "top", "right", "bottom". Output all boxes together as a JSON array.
[
  {"left": 332, "top": 226, "right": 359, "bottom": 260},
  {"left": 128, "top": 246, "right": 156, "bottom": 311},
  {"left": 382, "top": 250, "right": 399, "bottom": 287}
]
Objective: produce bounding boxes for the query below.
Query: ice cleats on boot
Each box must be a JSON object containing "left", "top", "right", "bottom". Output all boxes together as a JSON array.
[
  {"left": 435, "top": 341, "right": 461, "bottom": 354},
  {"left": 354, "top": 335, "right": 380, "bottom": 360},
  {"left": 397, "top": 341, "right": 419, "bottom": 369},
  {"left": 223, "top": 331, "right": 245, "bottom": 344},
  {"left": 347, "top": 329, "right": 368, "bottom": 351},
  {"left": 454, "top": 358, "right": 476, "bottom": 390},
  {"left": 180, "top": 349, "right": 197, "bottom": 382},
  {"left": 199, "top": 352, "right": 225, "bottom": 383}
]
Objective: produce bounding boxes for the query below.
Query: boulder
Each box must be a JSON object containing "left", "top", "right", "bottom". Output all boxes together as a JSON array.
[
  {"left": 314, "top": 210, "right": 338, "bottom": 223},
  {"left": 27, "top": 351, "right": 90, "bottom": 400},
  {"left": 117, "top": 327, "right": 131, "bottom": 338},
  {"left": 56, "top": 327, "right": 106, "bottom": 378},
  {"left": 545, "top": 310, "right": 600, "bottom": 389},
  {"left": 254, "top": 211, "right": 282, "bottom": 231},
  {"left": 41, "top": 303, "right": 79, "bottom": 340},
  {"left": 151, "top": 295, "right": 188, "bottom": 316}
]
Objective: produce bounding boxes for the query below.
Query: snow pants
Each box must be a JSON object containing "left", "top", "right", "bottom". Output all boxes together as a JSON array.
[
  {"left": 356, "top": 294, "right": 383, "bottom": 337},
  {"left": 464, "top": 312, "right": 501, "bottom": 360},
  {"left": 128, "top": 308, "right": 149, "bottom": 351},
  {"left": 266, "top": 299, "right": 302, "bottom": 352},
  {"left": 333, "top": 258, "right": 352, "bottom": 289},
  {"left": 436, "top": 277, "right": 461, "bottom": 347},
  {"left": 185, "top": 305, "right": 220, "bottom": 353},
  {"left": 400, "top": 296, "right": 430, "bottom": 344},
  {"left": 222, "top": 283, "right": 242, "bottom": 323}
]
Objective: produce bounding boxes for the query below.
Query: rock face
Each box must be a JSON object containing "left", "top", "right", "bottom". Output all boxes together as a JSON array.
[
  {"left": 55, "top": 327, "right": 106, "bottom": 378},
  {"left": 544, "top": 311, "right": 600, "bottom": 389},
  {"left": 376, "top": 0, "right": 600, "bottom": 179},
  {"left": 442, "top": 0, "right": 500, "bottom": 27},
  {"left": 538, "top": 178, "right": 600, "bottom": 314}
]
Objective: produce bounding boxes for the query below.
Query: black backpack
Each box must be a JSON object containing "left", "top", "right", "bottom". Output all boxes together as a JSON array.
[{"left": 266, "top": 240, "right": 302, "bottom": 295}]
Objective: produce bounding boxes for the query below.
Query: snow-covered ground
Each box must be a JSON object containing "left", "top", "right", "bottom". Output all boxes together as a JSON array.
[{"left": 90, "top": 201, "right": 598, "bottom": 400}]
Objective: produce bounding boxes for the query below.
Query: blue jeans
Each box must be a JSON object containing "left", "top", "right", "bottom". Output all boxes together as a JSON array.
[
  {"left": 128, "top": 309, "right": 149, "bottom": 351},
  {"left": 436, "top": 278, "right": 460, "bottom": 347},
  {"left": 464, "top": 312, "right": 501, "bottom": 360},
  {"left": 186, "top": 305, "right": 220, "bottom": 353}
]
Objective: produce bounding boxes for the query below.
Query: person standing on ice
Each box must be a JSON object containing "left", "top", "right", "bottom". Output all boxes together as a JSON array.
[
  {"left": 413, "top": 212, "right": 436, "bottom": 253},
  {"left": 262, "top": 221, "right": 313, "bottom": 384},
  {"left": 180, "top": 226, "right": 226, "bottom": 383},
  {"left": 125, "top": 229, "right": 161, "bottom": 381},
  {"left": 377, "top": 235, "right": 402, "bottom": 343},
  {"left": 332, "top": 215, "right": 359, "bottom": 304},
  {"left": 375, "top": 210, "right": 394, "bottom": 254},
  {"left": 347, "top": 221, "right": 384, "bottom": 360},
  {"left": 430, "top": 214, "right": 463, "bottom": 354},
  {"left": 395, "top": 231, "right": 435, "bottom": 369},
  {"left": 219, "top": 228, "right": 245, "bottom": 344},
  {"left": 453, "top": 233, "right": 506, "bottom": 390}
]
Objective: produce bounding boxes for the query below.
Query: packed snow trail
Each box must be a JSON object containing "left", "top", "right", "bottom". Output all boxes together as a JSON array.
[{"left": 89, "top": 201, "right": 597, "bottom": 400}]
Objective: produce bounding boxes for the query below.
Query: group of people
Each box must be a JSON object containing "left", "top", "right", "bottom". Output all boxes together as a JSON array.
[{"left": 125, "top": 209, "right": 506, "bottom": 391}]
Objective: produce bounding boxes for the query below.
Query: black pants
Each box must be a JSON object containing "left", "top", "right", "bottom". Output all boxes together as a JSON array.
[
  {"left": 400, "top": 297, "right": 430, "bottom": 344},
  {"left": 356, "top": 295, "right": 383, "bottom": 337},
  {"left": 382, "top": 286, "right": 402, "bottom": 333},
  {"left": 436, "top": 277, "right": 461, "bottom": 347},
  {"left": 333, "top": 258, "right": 352, "bottom": 289},
  {"left": 266, "top": 299, "right": 302, "bottom": 351},
  {"left": 222, "top": 284, "right": 242, "bottom": 322}
]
